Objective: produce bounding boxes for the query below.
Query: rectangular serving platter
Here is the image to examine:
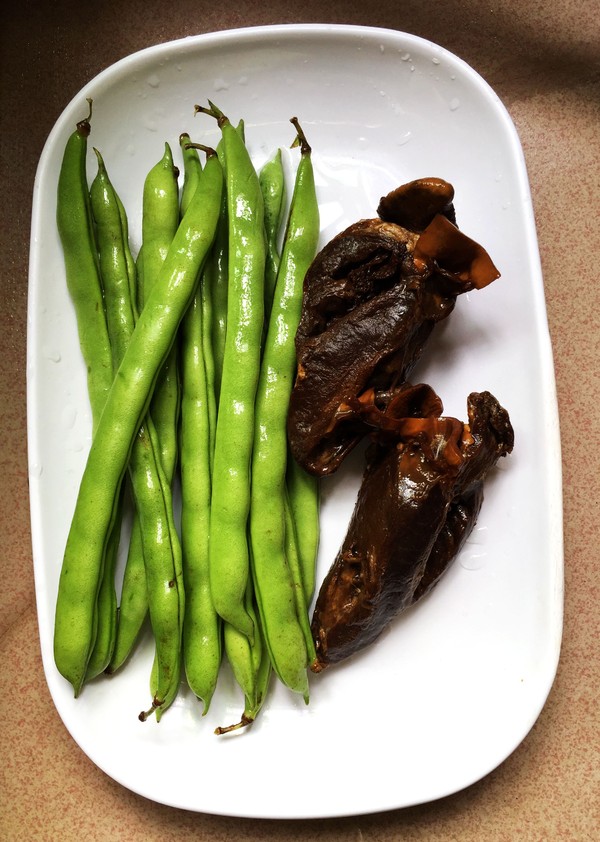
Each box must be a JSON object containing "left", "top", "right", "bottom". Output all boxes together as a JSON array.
[{"left": 27, "top": 24, "right": 563, "bottom": 819}]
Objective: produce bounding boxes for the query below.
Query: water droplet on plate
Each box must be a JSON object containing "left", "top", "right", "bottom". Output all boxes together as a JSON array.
[
  {"left": 147, "top": 74, "right": 160, "bottom": 89},
  {"left": 432, "top": 56, "right": 441, "bottom": 65},
  {"left": 29, "top": 462, "right": 43, "bottom": 479},
  {"left": 42, "top": 345, "right": 61, "bottom": 362},
  {"left": 460, "top": 551, "right": 487, "bottom": 571},
  {"left": 214, "top": 78, "right": 229, "bottom": 92},
  {"left": 400, "top": 51, "right": 411, "bottom": 61},
  {"left": 449, "top": 97, "right": 460, "bottom": 111}
]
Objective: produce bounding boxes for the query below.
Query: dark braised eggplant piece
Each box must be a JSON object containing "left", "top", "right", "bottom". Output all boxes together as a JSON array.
[
  {"left": 377, "top": 176, "right": 457, "bottom": 231},
  {"left": 310, "top": 391, "right": 514, "bottom": 672},
  {"left": 287, "top": 179, "right": 500, "bottom": 477}
]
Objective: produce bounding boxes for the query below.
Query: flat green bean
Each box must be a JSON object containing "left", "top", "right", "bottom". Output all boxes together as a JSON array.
[
  {"left": 249, "top": 119, "right": 320, "bottom": 697},
  {"left": 196, "top": 102, "right": 266, "bottom": 642}
]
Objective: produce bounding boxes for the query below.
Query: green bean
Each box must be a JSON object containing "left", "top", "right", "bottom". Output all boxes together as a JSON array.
[
  {"left": 141, "top": 413, "right": 184, "bottom": 721},
  {"left": 259, "top": 148, "right": 286, "bottom": 319},
  {"left": 84, "top": 487, "right": 123, "bottom": 679},
  {"left": 140, "top": 143, "right": 181, "bottom": 480},
  {"left": 180, "top": 136, "right": 217, "bottom": 454},
  {"left": 196, "top": 102, "right": 266, "bottom": 642},
  {"left": 179, "top": 282, "right": 221, "bottom": 713},
  {"left": 286, "top": 455, "right": 320, "bottom": 603},
  {"left": 109, "top": 144, "right": 182, "bottom": 678},
  {"left": 208, "top": 119, "right": 244, "bottom": 403},
  {"left": 216, "top": 587, "right": 265, "bottom": 734},
  {"left": 54, "top": 149, "right": 223, "bottom": 697},
  {"left": 83, "top": 146, "right": 139, "bottom": 679},
  {"left": 248, "top": 119, "right": 320, "bottom": 698},
  {"left": 179, "top": 132, "right": 202, "bottom": 216},
  {"left": 116, "top": 191, "right": 137, "bottom": 313},
  {"left": 138, "top": 143, "right": 180, "bottom": 309},
  {"left": 107, "top": 514, "right": 147, "bottom": 673},
  {"left": 56, "top": 99, "right": 113, "bottom": 429},
  {"left": 86, "top": 147, "right": 184, "bottom": 715}
]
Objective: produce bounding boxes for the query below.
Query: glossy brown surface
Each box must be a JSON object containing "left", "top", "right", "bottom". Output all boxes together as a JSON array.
[
  {"left": 2, "top": 2, "right": 599, "bottom": 838},
  {"left": 311, "top": 391, "right": 514, "bottom": 670},
  {"left": 288, "top": 184, "right": 499, "bottom": 475}
]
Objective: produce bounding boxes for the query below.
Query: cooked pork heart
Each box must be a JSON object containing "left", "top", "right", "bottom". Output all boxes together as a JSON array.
[
  {"left": 287, "top": 179, "right": 500, "bottom": 477},
  {"left": 310, "top": 391, "right": 514, "bottom": 672}
]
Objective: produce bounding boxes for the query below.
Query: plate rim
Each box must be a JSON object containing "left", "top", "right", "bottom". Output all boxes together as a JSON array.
[{"left": 26, "top": 22, "right": 564, "bottom": 819}]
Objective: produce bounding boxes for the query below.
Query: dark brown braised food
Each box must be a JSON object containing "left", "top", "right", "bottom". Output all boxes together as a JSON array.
[
  {"left": 310, "top": 390, "right": 514, "bottom": 672},
  {"left": 287, "top": 178, "right": 500, "bottom": 477}
]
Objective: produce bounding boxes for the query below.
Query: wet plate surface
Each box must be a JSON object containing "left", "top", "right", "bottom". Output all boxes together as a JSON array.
[{"left": 27, "top": 24, "right": 563, "bottom": 818}]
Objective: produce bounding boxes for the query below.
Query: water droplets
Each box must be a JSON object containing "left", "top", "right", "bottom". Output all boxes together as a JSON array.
[
  {"left": 449, "top": 97, "right": 460, "bottom": 112},
  {"left": 147, "top": 73, "right": 160, "bottom": 89},
  {"left": 460, "top": 551, "right": 487, "bottom": 571},
  {"left": 41, "top": 345, "right": 61, "bottom": 363}
]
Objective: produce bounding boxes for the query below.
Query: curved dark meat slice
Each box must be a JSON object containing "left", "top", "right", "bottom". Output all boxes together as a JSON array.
[
  {"left": 287, "top": 180, "right": 500, "bottom": 477},
  {"left": 310, "top": 391, "right": 514, "bottom": 672}
]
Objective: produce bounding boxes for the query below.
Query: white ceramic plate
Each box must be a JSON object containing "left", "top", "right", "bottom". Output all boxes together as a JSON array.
[{"left": 27, "top": 24, "right": 563, "bottom": 819}]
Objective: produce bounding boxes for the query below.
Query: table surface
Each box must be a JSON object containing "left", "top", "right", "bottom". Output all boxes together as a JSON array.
[{"left": 1, "top": 2, "right": 599, "bottom": 839}]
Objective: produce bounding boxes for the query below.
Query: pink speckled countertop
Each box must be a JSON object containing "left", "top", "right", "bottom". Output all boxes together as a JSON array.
[{"left": 1, "top": 2, "right": 599, "bottom": 839}]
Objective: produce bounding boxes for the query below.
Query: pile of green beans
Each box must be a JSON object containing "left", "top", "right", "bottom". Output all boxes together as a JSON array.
[{"left": 53, "top": 98, "right": 321, "bottom": 732}]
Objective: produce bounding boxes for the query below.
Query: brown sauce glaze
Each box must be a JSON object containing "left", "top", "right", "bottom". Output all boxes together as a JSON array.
[
  {"left": 287, "top": 179, "right": 500, "bottom": 477},
  {"left": 310, "top": 391, "right": 514, "bottom": 672}
]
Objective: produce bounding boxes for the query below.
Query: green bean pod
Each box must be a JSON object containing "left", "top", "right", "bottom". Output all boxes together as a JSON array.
[
  {"left": 54, "top": 151, "right": 223, "bottom": 697},
  {"left": 179, "top": 287, "right": 221, "bottom": 713},
  {"left": 110, "top": 144, "right": 181, "bottom": 675},
  {"left": 139, "top": 142, "right": 181, "bottom": 480},
  {"left": 56, "top": 99, "right": 113, "bottom": 428},
  {"left": 116, "top": 191, "right": 137, "bottom": 313},
  {"left": 286, "top": 455, "right": 320, "bottom": 604},
  {"left": 259, "top": 147, "right": 286, "bottom": 319},
  {"left": 249, "top": 119, "right": 320, "bottom": 697},
  {"left": 196, "top": 102, "right": 266, "bottom": 642},
  {"left": 87, "top": 147, "right": 184, "bottom": 711},
  {"left": 141, "top": 413, "right": 184, "bottom": 721},
  {"left": 84, "top": 147, "right": 139, "bottom": 678},
  {"left": 180, "top": 138, "right": 217, "bottom": 454},
  {"left": 107, "top": 515, "right": 147, "bottom": 673},
  {"left": 216, "top": 588, "right": 265, "bottom": 734},
  {"left": 179, "top": 132, "right": 202, "bottom": 216},
  {"left": 210, "top": 120, "right": 244, "bottom": 403}
]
